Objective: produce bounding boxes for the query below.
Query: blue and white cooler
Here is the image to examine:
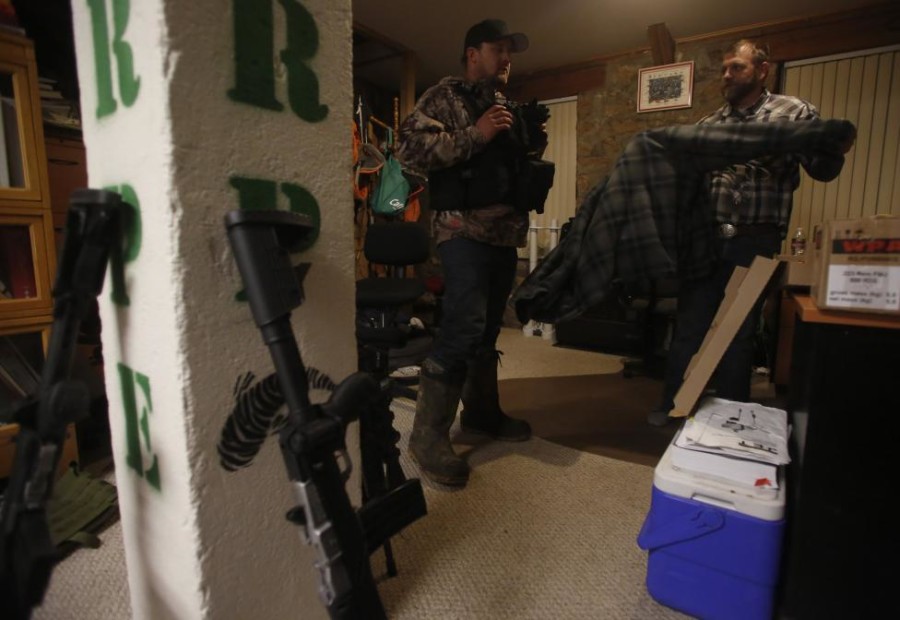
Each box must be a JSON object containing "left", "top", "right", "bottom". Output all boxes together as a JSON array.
[{"left": 637, "top": 441, "right": 785, "bottom": 620}]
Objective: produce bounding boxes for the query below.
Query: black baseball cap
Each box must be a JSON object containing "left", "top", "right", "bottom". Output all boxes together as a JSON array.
[{"left": 463, "top": 19, "right": 529, "bottom": 54}]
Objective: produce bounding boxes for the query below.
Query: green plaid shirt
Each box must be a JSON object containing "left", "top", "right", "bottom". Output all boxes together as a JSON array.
[{"left": 700, "top": 90, "right": 845, "bottom": 236}]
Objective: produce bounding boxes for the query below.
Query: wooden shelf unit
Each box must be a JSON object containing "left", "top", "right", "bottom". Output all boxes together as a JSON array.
[{"left": 0, "top": 30, "right": 76, "bottom": 478}]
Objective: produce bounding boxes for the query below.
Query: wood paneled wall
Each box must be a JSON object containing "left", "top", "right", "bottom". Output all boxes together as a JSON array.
[{"left": 785, "top": 47, "right": 900, "bottom": 249}]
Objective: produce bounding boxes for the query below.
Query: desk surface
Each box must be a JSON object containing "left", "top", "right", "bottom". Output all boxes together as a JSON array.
[{"left": 792, "top": 293, "right": 900, "bottom": 330}]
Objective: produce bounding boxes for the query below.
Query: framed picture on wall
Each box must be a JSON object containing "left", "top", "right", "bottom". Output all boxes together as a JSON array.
[{"left": 637, "top": 61, "right": 694, "bottom": 113}]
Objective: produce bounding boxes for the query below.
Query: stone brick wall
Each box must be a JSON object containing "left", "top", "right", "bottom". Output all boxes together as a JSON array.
[{"left": 575, "top": 37, "right": 776, "bottom": 200}]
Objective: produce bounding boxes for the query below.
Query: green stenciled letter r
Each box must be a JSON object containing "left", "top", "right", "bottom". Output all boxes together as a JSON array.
[
  {"left": 229, "top": 0, "right": 328, "bottom": 122},
  {"left": 86, "top": 0, "right": 141, "bottom": 118},
  {"left": 111, "top": 0, "right": 141, "bottom": 106},
  {"left": 229, "top": 0, "right": 282, "bottom": 111},
  {"left": 279, "top": 0, "right": 328, "bottom": 122}
]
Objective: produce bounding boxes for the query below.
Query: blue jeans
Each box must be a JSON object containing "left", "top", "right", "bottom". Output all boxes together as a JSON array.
[
  {"left": 660, "top": 231, "right": 782, "bottom": 411},
  {"left": 430, "top": 237, "right": 519, "bottom": 381}
]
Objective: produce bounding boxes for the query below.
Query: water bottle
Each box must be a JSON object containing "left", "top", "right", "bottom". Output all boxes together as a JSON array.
[{"left": 791, "top": 227, "right": 806, "bottom": 256}]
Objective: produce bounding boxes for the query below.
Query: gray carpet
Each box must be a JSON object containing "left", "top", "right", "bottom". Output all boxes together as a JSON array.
[
  {"left": 376, "top": 397, "right": 686, "bottom": 619},
  {"left": 500, "top": 372, "right": 679, "bottom": 467},
  {"left": 33, "top": 394, "right": 687, "bottom": 619}
]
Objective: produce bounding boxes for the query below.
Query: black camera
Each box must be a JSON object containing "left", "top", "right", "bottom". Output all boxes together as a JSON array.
[{"left": 497, "top": 96, "right": 550, "bottom": 154}]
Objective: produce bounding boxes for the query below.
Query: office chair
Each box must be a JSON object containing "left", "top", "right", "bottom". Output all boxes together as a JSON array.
[
  {"left": 355, "top": 220, "right": 433, "bottom": 576},
  {"left": 356, "top": 220, "right": 433, "bottom": 395}
]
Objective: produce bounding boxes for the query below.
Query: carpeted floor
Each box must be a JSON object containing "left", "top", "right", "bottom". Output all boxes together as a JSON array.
[
  {"left": 500, "top": 373, "right": 679, "bottom": 467},
  {"left": 496, "top": 328, "right": 784, "bottom": 469},
  {"left": 33, "top": 395, "right": 689, "bottom": 620},
  {"left": 31, "top": 328, "right": 695, "bottom": 619},
  {"left": 376, "top": 397, "right": 688, "bottom": 620}
]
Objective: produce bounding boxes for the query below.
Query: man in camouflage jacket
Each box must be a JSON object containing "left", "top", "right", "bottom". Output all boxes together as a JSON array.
[{"left": 396, "top": 19, "right": 539, "bottom": 487}]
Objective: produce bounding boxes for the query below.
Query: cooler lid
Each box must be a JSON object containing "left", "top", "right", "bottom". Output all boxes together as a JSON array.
[{"left": 654, "top": 441, "right": 785, "bottom": 521}]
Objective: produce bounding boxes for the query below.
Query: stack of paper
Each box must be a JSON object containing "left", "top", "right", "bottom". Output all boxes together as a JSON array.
[{"left": 670, "top": 397, "right": 790, "bottom": 490}]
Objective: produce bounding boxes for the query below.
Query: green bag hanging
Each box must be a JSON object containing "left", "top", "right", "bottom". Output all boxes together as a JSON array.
[
  {"left": 371, "top": 155, "right": 410, "bottom": 215},
  {"left": 371, "top": 130, "right": 410, "bottom": 215}
]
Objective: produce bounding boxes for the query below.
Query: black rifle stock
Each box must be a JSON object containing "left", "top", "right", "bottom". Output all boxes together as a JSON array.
[
  {"left": 224, "top": 210, "right": 426, "bottom": 620},
  {"left": 0, "top": 189, "right": 122, "bottom": 619}
]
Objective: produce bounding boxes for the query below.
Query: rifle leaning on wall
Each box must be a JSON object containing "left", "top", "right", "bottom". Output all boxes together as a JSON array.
[
  {"left": 224, "top": 209, "right": 426, "bottom": 620},
  {"left": 0, "top": 189, "right": 122, "bottom": 620}
]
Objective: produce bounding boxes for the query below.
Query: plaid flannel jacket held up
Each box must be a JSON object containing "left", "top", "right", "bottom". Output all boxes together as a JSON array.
[{"left": 510, "top": 119, "right": 855, "bottom": 324}]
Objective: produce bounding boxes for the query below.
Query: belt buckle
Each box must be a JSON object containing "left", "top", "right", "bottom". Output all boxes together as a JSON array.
[{"left": 718, "top": 223, "right": 737, "bottom": 239}]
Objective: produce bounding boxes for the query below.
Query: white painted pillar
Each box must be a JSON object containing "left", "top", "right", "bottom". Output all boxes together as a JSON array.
[{"left": 70, "top": 2, "right": 353, "bottom": 618}]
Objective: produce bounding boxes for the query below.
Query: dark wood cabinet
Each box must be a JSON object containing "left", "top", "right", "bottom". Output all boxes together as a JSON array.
[{"left": 778, "top": 295, "right": 900, "bottom": 619}]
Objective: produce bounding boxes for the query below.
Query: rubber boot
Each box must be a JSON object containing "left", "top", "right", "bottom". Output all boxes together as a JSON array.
[
  {"left": 460, "top": 349, "right": 531, "bottom": 441},
  {"left": 408, "top": 359, "right": 469, "bottom": 487}
]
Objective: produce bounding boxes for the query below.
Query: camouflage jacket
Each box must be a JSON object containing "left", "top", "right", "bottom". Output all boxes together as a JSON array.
[{"left": 396, "top": 76, "right": 529, "bottom": 248}]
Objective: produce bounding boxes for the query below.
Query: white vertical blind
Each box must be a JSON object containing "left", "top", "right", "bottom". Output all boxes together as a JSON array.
[
  {"left": 518, "top": 97, "right": 578, "bottom": 258},
  {"left": 783, "top": 46, "right": 900, "bottom": 250}
]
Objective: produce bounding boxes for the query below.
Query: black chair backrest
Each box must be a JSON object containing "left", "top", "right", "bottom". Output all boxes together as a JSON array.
[{"left": 364, "top": 222, "right": 429, "bottom": 267}]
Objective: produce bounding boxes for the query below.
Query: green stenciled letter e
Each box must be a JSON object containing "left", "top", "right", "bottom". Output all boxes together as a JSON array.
[{"left": 118, "top": 363, "right": 160, "bottom": 491}]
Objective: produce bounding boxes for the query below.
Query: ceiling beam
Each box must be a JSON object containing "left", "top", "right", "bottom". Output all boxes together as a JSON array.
[{"left": 647, "top": 23, "right": 675, "bottom": 65}]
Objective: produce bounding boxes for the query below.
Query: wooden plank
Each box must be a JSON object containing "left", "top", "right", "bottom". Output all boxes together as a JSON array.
[
  {"left": 819, "top": 61, "right": 840, "bottom": 226},
  {"left": 795, "top": 65, "right": 815, "bottom": 229},
  {"left": 859, "top": 53, "right": 892, "bottom": 216},
  {"left": 848, "top": 55, "right": 879, "bottom": 219},
  {"left": 891, "top": 54, "right": 900, "bottom": 217},
  {"left": 875, "top": 52, "right": 899, "bottom": 216},
  {"left": 836, "top": 57, "right": 865, "bottom": 220},
  {"left": 807, "top": 63, "right": 827, "bottom": 236}
]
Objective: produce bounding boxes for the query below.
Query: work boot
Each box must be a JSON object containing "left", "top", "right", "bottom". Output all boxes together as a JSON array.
[
  {"left": 408, "top": 359, "right": 469, "bottom": 487},
  {"left": 460, "top": 349, "right": 531, "bottom": 441},
  {"left": 646, "top": 409, "right": 674, "bottom": 427}
]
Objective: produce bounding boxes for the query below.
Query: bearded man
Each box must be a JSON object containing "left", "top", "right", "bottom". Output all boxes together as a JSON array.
[
  {"left": 647, "top": 39, "right": 856, "bottom": 426},
  {"left": 396, "top": 20, "right": 543, "bottom": 486}
]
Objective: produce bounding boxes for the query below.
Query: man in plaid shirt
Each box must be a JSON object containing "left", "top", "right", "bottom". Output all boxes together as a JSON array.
[
  {"left": 648, "top": 39, "right": 855, "bottom": 425},
  {"left": 509, "top": 40, "right": 855, "bottom": 426}
]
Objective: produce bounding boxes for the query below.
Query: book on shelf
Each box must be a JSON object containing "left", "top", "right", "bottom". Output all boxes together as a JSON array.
[
  {"left": 0, "top": 336, "right": 40, "bottom": 402},
  {"left": 0, "top": 225, "right": 36, "bottom": 298},
  {"left": 0, "top": 23, "right": 25, "bottom": 37}
]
